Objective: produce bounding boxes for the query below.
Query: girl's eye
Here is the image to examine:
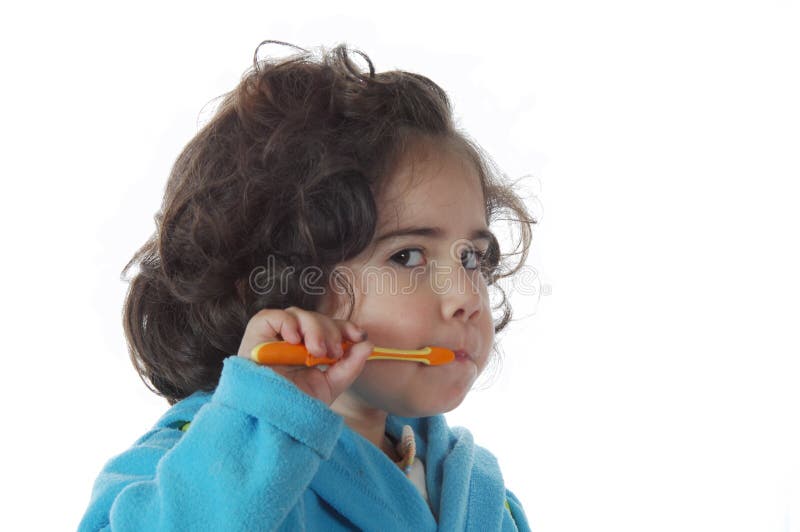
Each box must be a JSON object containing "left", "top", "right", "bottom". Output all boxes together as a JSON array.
[
  {"left": 461, "top": 248, "right": 486, "bottom": 271},
  {"left": 390, "top": 248, "right": 426, "bottom": 268},
  {"left": 389, "top": 247, "right": 488, "bottom": 270}
]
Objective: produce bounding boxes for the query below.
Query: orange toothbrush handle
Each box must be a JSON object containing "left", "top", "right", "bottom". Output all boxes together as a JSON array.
[
  {"left": 251, "top": 341, "right": 346, "bottom": 366},
  {"left": 250, "top": 341, "right": 456, "bottom": 366}
]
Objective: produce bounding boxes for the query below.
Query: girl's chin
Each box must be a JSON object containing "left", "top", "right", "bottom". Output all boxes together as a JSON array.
[{"left": 349, "top": 363, "right": 479, "bottom": 416}]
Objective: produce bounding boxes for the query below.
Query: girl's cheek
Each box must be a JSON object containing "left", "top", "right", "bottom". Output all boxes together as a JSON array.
[{"left": 362, "top": 293, "right": 431, "bottom": 339}]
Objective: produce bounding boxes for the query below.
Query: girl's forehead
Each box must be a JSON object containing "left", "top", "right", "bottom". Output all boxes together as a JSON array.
[
  {"left": 378, "top": 143, "right": 482, "bottom": 208},
  {"left": 374, "top": 147, "right": 486, "bottom": 233}
]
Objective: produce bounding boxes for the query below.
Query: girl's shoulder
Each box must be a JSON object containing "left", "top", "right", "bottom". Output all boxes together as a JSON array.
[{"left": 134, "top": 390, "right": 213, "bottom": 444}]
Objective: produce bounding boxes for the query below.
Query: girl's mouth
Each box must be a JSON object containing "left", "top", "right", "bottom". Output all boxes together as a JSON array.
[
  {"left": 454, "top": 350, "right": 470, "bottom": 362},
  {"left": 413, "top": 345, "right": 470, "bottom": 364}
]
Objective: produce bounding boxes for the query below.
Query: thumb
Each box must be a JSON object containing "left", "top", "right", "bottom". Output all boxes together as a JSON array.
[{"left": 324, "top": 340, "right": 373, "bottom": 398}]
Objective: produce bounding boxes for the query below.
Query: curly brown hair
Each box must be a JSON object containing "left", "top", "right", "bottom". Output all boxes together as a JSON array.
[{"left": 122, "top": 41, "right": 537, "bottom": 404}]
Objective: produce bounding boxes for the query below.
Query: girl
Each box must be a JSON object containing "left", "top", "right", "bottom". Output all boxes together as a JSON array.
[{"left": 80, "top": 41, "right": 536, "bottom": 531}]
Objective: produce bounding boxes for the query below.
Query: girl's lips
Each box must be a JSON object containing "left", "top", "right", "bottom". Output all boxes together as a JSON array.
[
  {"left": 454, "top": 350, "right": 470, "bottom": 361},
  {"left": 415, "top": 345, "right": 471, "bottom": 363}
]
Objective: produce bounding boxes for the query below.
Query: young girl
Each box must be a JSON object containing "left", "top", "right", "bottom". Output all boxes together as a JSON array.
[{"left": 79, "top": 41, "right": 536, "bottom": 531}]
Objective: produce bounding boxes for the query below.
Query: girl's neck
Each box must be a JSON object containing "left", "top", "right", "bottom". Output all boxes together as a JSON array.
[{"left": 330, "top": 393, "right": 393, "bottom": 457}]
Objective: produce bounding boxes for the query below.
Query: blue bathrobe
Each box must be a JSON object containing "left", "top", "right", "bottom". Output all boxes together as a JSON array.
[{"left": 79, "top": 356, "right": 530, "bottom": 531}]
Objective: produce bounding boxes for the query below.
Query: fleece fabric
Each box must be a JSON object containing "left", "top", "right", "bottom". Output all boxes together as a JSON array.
[{"left": 79, "top": 356, "right": 530, "bottom": 531}]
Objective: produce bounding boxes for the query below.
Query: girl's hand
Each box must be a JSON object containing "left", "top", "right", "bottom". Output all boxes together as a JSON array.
[{"left": 236, "top": 307, "right": 373, "bottom": 406}]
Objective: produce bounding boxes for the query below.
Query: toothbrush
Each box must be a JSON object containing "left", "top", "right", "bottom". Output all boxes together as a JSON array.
[{"left": 250, "top": 341, "right": 455, "bottom": 366}]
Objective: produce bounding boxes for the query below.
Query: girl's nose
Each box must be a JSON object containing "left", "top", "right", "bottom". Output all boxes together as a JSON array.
[{"left": 434, "top": 262, "right": 483, "bottom": 322}]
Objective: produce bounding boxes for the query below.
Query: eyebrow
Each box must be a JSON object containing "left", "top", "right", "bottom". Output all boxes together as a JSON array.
[{"left": 375, "top": 226, "right": 494, "bottom": 244}]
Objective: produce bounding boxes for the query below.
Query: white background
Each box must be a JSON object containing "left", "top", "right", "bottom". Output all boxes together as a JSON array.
[{"left": 1, "top": 1, "right": 799, "bottom": 530}]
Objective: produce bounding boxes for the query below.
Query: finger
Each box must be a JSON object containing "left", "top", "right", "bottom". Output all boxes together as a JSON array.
[
  {"left": 239, "top": 309, "right": 301, "bottom": 359},
  {"left": 285, "top": 308, "right": 328, "bottom": 358},
  {"left": 259, "top": 309, "right": 301, "bottom": 344},
  {"left": 320, "top": 318, "right": 345, "bottom": 359},
  {"left": 324, "top": 340, "right": 373, "bottom": 396},
  {"left": 288, "top": 308, "right": 345, "bottom": 359},
  {"left": 335, "top": 319, "right": 368, "bottom": 344}
]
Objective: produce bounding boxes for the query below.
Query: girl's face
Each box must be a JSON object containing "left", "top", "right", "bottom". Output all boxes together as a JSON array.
[{"left": 320, "top": 139, "right": 495, "bottom": 417}]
